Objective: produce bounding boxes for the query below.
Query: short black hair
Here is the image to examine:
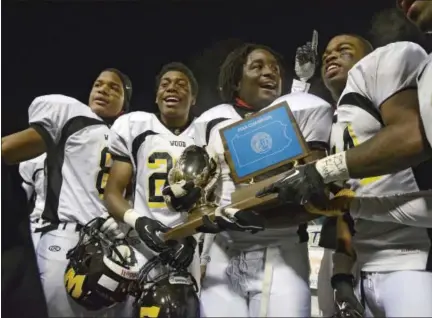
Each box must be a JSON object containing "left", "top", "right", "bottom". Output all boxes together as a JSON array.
[
  {"left": 155, "top": 62, "right": 199, "bottom": 97},
  {"left": 103, "top": 68, "right": 132, "bottom": 112},
  {"left": 218, "top": 43, "right": 286, "bottom": 103},
  {"left": 341, "top": 34, "right": 374, "bottom": 55}
]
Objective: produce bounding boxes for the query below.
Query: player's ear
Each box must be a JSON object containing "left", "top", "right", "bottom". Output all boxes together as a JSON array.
[{"left": 191, "top": 96, "right": 196, "bottom": 106}]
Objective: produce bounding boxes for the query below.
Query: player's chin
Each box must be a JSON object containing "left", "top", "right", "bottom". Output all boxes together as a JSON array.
[
  {"left": 256, "top": 91, "right": 279, "bottom": 109},
  {"left": 90, "top": 105, "right": 116, "bottom": 119},
  {"left": 162, "top": 104, "right": 187, "bottom": 117},
  {"left": 325, "top": 74, "right": 346, "bottom": 92},
  {"left": 89, "top": 104, "right": 105, "bottom": 115}
]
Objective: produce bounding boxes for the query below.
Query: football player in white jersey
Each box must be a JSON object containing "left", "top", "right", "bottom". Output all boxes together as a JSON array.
[
  {"left": 19, "top": 153, "right": 47, "bottom": 249},
  {"left": 105, "top": 62, "right": 204, "bottom": 317},
  {"left": 172, "top": 43, "right": 332, "bottom": 317},
  {"left": 397, "top": 0, "right": 432, "bottom": 149},
  {"left": 2, "top": 68, "right": 132, "bottom": 317},
  {"left": 261, "top": 34, "right": 432, "bottom": 317}
]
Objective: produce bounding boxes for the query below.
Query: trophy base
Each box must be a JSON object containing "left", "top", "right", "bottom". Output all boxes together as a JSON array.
[
  {"left": 228, "top": 172, "right": 321, "bottom": 228},
  {"left": 163, "top": 204, "right": 217, "bottom": 241}
]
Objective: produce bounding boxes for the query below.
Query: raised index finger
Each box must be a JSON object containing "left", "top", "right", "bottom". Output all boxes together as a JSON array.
[{"left": 311, "top": 30, "right": 318, "bottom": 54}]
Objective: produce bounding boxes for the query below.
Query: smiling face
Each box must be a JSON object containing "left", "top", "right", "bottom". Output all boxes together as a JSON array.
[
  {"left": 89, "top": 71, "right": 125, "bottom": 119},
  {"left": 397, "top": 0, "right": 432, "bottom": 32},
  {"left": 155, "top": 70, "right": 196, "bottom": 120},
  {"left": 236, "top": 49, "right": 282, "bottom": 110},
  {"left": 321, "top": 35, "right": 369, "bottom": 99}
]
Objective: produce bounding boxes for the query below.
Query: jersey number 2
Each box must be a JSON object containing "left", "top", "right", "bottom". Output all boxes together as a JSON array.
[
  {"left": 96, "top": 147, "right": 112, "bottom": 199},
  {"left": 147, "top": 152, "right": 173, "bottom": 208}
]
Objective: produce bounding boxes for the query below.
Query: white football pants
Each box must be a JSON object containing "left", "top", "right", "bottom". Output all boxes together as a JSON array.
[
  {"left": 200, "top": 237, "right": 311, "bottom": 317},
  {"left": 30, "top": 218, "right": 43, "bottom": 251},
  {"left": 356, "top": 270, "right": 432, "bottom": 317},
  {"left": 317, "top": 248, "right": 336, "bottom": 317}
]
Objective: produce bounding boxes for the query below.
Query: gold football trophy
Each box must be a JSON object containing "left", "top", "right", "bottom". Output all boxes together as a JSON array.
[
  {"left": 163, "top": 145, "right": 219, "bottom": 241},
  {"left": 163, "top": 102, "right": 320, "bottom": 241}
]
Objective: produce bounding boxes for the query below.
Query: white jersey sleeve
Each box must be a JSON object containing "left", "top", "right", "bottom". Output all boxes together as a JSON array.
[
  {"left": 350, "top": 191, "right": 432, "bottom": 227},
  {"left": 348, "top": 42, "right": 427, "bottom": 109},
  {"left": 19, "top": 159, "right": 37, "bottom": 186},
  {"left": 19, "top": 160, "right": 36, "bottom": 200},
  {"left": 194, "top": 104, "right": 238, "bottom": 145},
  {"left": 200, "top": 233, "right": 216, "bottom": 266},
  {"left": 206, "top": 119, "right": 238, "bottom": 207},
  {"left": 19, "top": 154, "right": 47, "bottom": 201},
  {"left": 417, "top": 54, "right": 432, "bottom": 147},
  {"left": 109, "top": 114, "right": 133, "bottom": 162},
  {"left": 28, "top": 94, "right": 89, "bottom": 144},
  {"left": 271, "top": 92, "right": 333, "bottom": 149}
]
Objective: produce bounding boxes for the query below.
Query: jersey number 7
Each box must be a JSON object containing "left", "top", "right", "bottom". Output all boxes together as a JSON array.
[{"left": 147, "top": 152, "right": 173, "bottom": 208}]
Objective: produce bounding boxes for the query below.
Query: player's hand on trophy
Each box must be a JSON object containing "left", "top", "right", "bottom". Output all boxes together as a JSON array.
[
  {"left": 97, "top": 212, "right": 125, "bottom": 240},
  {"left": 134, "top": 216, "right": 171, "bottom": 253},
  {"left": 294, "top": 30, "right": 319, "bottom": 82},
  {"left": 332, "top": 274, "right": 364, "bottom": 318},
  {"left": 162, "top": 153, "right": 221, "bottom": 212},
  {"left": 162, "top": 180, "right": 202, "bottom": 212},
  {"left": 160, "top": 236, "right": 197, "bottom": 269},
  {"left": 256, "top": 163, "right": 328, "bottom": 207},
  {"left": 198, "top": 207, "right": 265, "bottom": 234}
]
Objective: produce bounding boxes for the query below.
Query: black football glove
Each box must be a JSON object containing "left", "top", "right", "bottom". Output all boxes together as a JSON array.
[
  {"left": 256, "top": 163, "right": 328, "bottom": 207},
  {"left": 332, "top": 274, "right": 364, "bottom": 318},
  {"left": 159, "top": 236, "right": 197, "bottom": 269},
  {"left": 135, "top": 216, "right": 171, "bottom": 253},
  {"left": 162, "top": 180, "right": 202, "bottom": 212},
  {"left": 196, "top": 207, "right": 265, "bottom": 234}
]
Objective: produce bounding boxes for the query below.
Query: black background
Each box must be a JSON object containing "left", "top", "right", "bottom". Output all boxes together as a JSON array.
[{"left": 2, "top": 0, "right": 396, "bottom": 135}]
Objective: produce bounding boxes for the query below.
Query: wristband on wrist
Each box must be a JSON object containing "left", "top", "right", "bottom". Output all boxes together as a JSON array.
[
  {"left": 315, "top": 152, "right": 350, "bottom": 184},
  {"left": 291, "top": 79, "right": 311, "bottom": 93},
  {"left": 123, "top": 209, "right": 140, "bottom": 228}
]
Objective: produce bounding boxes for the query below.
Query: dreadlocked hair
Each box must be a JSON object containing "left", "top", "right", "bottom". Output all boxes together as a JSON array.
[
  {"left": 155, "top": 62, "right": 199, "bottom": 97},
  {"left": 218, "top": 43, "right": 286, "bottom": 103}
]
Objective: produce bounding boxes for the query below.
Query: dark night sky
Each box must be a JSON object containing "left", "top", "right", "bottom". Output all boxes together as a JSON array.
[{"left": 2, "top": 0, "right": 396, "bottom": 135}]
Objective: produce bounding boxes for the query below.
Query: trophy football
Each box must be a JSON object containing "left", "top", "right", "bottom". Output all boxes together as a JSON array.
[
  {"left": 163, "top": 145, "right": 219, "bottom": 241},
  {"left": 163, "top": 101, "right": 320, "bottom": 241}
]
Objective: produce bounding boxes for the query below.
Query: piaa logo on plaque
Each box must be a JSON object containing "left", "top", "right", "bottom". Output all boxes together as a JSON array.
[{"left": 251, "top": 132, "right": 273, "bottom": 154}]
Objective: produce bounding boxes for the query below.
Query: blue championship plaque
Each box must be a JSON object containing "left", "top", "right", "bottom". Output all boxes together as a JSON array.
[
  {"left": 220, "top": 101, "right": 309, "bottom": 184},
  {"left": 163, "top": 102, "right": 314, "bottom": 241}
]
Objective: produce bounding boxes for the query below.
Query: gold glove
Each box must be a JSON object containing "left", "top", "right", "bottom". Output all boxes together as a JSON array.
[{"left": 304, "top": 188, "right": 355, "bottom": 217}]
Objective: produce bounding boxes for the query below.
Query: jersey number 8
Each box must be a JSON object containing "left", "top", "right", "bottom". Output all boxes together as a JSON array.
[{"left": 96, "top": 147, "right": 112, "bottom": 200}]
